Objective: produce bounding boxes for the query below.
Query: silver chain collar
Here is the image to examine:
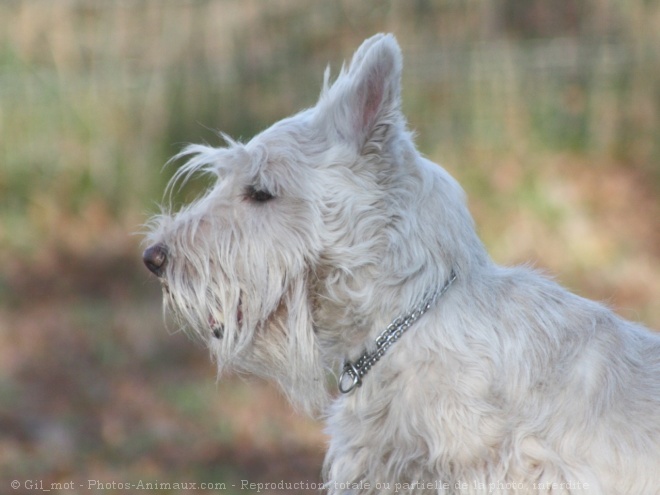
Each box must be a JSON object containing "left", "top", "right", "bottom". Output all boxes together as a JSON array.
[{"left": 338, "top": 271, "right": 457, "bottom": 394}]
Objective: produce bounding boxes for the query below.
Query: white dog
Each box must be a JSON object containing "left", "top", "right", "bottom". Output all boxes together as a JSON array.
[{"left": 143, "top": 34, "right": 660, "bottom": 494}]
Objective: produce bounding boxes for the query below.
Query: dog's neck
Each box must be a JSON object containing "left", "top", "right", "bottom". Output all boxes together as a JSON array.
[{"left": 337, "top": 270, "right": 457, "bottom": 394}]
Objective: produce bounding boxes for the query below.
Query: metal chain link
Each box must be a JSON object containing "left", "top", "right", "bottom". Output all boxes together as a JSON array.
[{"left": 338, "top": 271, "right": 457, "bottom": 393}]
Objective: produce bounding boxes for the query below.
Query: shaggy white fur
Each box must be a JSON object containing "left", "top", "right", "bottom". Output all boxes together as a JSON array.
[{"left": 144, "top": 34, "right": 660, "bottom": 494}]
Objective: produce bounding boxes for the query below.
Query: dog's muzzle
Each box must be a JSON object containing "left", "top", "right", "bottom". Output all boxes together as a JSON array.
[{"left": 143, "top": 243, "right": 168, "bottom": 277}]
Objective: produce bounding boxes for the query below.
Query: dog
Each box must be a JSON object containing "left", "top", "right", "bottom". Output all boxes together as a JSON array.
[{"left": 143, "top": 34, "right": 660, "bottom": 494}]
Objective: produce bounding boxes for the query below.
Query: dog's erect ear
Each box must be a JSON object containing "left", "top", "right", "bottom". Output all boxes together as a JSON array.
[
  {"left": 346, "top": 33, "right": 393, "bottom": 78},
  {"left": 318, "top": 33, "right": 403, "bottom": 152}
]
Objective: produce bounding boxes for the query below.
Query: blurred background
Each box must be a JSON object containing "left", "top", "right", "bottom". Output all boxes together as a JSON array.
[{"left": 1, "top": 1, "right": 658, "bottom": 493}]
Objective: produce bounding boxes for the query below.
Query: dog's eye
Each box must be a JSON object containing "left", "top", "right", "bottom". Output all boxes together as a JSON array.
[{"left": 246, "top": 185, "right": 275, "bottom": 202}]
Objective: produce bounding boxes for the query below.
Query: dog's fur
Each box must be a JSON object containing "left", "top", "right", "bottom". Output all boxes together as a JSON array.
[{"left": 144, "top": 34, "right": 660, "bottom": 494}]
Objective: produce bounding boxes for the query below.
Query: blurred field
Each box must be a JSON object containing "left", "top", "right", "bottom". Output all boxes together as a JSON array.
[{"left": 1, "top": 1, "right": 658, "bottom": 493}]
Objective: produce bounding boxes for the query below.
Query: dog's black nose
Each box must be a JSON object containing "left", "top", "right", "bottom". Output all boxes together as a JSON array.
[{"left": 143, "top": 243, "right": 168, "bottom": 276}]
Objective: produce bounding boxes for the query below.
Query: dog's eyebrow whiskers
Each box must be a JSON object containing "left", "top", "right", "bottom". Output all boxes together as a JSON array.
[{"left": 164, "top": 144, "right": 240, "bottom": 204}]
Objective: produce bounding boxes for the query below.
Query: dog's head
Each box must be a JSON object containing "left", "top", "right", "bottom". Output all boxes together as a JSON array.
[{"left": 143, "top": 34, "right": 461, "bottom": 412}]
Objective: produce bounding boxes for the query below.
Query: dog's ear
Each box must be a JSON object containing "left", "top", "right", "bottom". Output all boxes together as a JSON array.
[{"left": 318, "top": 33, "right": 403, "bottom": 152}]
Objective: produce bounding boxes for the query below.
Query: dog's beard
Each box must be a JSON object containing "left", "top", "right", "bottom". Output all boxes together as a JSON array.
[
  {"left": 208, "top": 299, "right": 243, "bottom": 339},
  {"left": 161, "top": 265, "right": 246, "bottom": 351},
  {"left": 225, "top": 300, "right": 329, "bottom": 415},
  {"left": 162, "top": 269, "right": 328, "bottom": 415}
]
